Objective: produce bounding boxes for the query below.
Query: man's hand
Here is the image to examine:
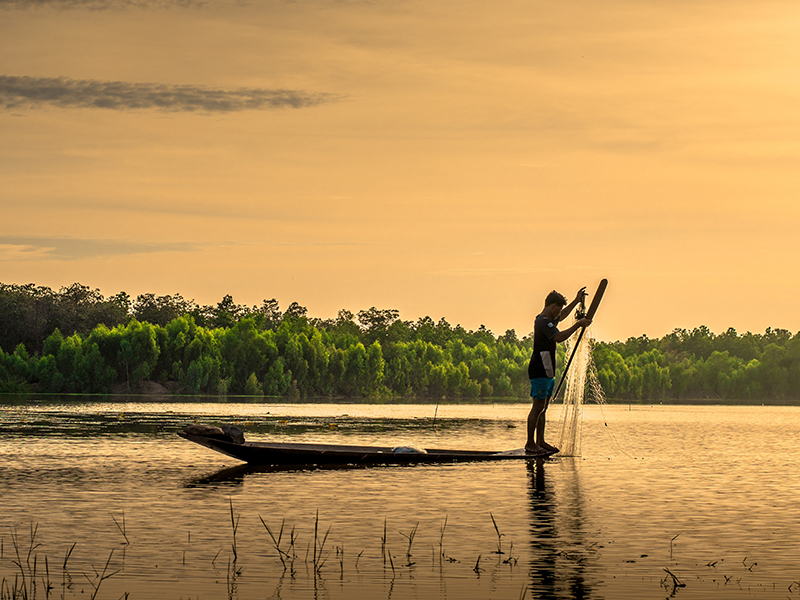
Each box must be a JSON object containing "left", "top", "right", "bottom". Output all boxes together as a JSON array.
[
  {"left": 577, "top": 317, "right": 592, "bottom": 328},
  {"left": 575, "top": 287, "right": 588, "bottom": 303}
]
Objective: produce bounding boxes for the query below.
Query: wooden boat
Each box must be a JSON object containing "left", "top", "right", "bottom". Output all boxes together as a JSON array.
[{"left": 178, "top": 431, "right": 556, "bottom": 466}]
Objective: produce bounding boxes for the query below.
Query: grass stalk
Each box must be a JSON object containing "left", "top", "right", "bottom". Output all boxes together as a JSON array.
[
  {"left": 43, "top": 555, "right": 52, "bottom": 599},
  {"left": 313, "top": 510, "right": 319, "bottom": 566},
  {"left": 62, "top": 543, "right": 76, "bottom": 600},
  {"left": 317, "top": 525, "right": 331, "bottom": 572},
  {"left": 473, "top": 554, "right": 484, "bottom": 575},
  {"left": 111, "top": 512, "right": 130, "bottom": 545},
  {"left": 10, "top": 527, "right": 27, "bottom": 592},
  {"left": 669, "top": 533, "right": 680, "bottom": 559},
  {"left": 82, "top": 549, "right": 120, "bottom": 600},
  {"left": 229, "top": 499, "right": 240, "bottom": 562},
  {"left": 399, "top": 523, "right": 418, "bottom": 566},
  {"left": 259, "top": 517, "right": 290, "bottom": 570},
  {"left": 381, "top": 519, "right": 387, "bottom": 566},
  {"left": 439, "top": 515, "right": 447, "bottom": 562},
  {"left": 662, "top": 567, "right": 686, "bottom": 594},
  {"left": 489, "top": 513, "right": 505, "bottom": 555},
  {"left": 386, "top": 547, "right": 395, "bottom": 574}
]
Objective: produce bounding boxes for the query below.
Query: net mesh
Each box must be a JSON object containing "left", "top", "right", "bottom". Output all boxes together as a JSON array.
[
  {"left": 554, "top": 325, "right": 634, "bottom": 458},
  {"left": 555, "top": 327, "right": 592, "bottom": 456}
]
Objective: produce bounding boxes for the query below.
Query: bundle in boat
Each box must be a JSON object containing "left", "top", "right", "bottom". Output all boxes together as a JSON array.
[{"left": 183, "top": 424, "right": 245, "bottom": 444}]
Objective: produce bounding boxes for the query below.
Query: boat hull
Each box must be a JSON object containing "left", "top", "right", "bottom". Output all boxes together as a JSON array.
[{"left": 178, "top": 432, "right": 556, "bottom": 466}]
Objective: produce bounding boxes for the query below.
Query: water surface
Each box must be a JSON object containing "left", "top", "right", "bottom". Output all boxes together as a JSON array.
[{"left": 2, "top": 397, "right": 799, "bottom": 599}]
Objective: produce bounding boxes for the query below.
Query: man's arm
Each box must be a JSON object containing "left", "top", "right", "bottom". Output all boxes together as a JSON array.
[
  {"left": 553, "top": 317, "right": 592, "bottom": 342},
  {"left": 557, "top": 287, "right": 588, "bottom": 322}
]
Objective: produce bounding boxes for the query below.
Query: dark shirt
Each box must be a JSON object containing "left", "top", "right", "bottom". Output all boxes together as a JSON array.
[{"left": 528, "top": 313, "right": 559, "bottom": 379}]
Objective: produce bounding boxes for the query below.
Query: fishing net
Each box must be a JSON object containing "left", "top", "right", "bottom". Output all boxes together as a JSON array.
[
  {"left": 555, "top": 327, "right": 592, "bottom": 456},
  {"left": 555, "top": 326, "right": 634, "bottom": 458}
]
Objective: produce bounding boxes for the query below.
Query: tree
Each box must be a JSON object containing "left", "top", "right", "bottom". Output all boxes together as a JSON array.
[
  {"left": 365, "top": 341, "right": 385, "bottom": 395},
  {"left": 133, "top": 293, "right": 195, "bottom": 327},
  {"left": 357, "top": 307, "right": 400, "bottom": 345},
  {"left": 57, "top": 283, "right": 104, "bottom": 336},
  {"left": 210, "top": 295, "right": 247, "bottom": 329},
  {"left": 218, "top": 318, "right": 274, "bottom": 392},
  {"left": 116, "top": 321, "right": 160, "bottom": 389},
  {"left": 283, "top": 302, "right": 308, "bottom": 321},
  {"left": 254, "top": 299, "right": 282, "bottom": 330}
]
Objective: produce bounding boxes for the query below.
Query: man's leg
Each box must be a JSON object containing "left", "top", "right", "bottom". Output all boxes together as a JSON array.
[
  {"left": 538, "top": 392, "right": 559, "bottom": 453},
  {"left": 526, "top": 396, "right": 547, "bottom": 452},
  {"left": 533, "top": 378, "right": 558, "bottom": 453}
]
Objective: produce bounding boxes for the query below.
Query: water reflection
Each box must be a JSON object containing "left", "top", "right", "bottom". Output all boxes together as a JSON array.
[
  {"left": 527, "top": 459, "right": 596, "bottom": 599},
  {"left": 183, "top": 461, "right": 437, "bottom": 488}
]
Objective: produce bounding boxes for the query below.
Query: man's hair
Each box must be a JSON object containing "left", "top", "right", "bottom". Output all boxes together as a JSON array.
[{"left": 544, "top": 290, "right": 567, "bottom": 307}]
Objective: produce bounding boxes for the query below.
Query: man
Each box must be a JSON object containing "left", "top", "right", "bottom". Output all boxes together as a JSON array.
[{"left": 526, "top": 288, "right": 592, "bottom": 454}]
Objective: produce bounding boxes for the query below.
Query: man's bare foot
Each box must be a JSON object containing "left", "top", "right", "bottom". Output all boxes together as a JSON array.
[
  {"left": 524, "top": 445, "right": 545, "bottom": 454},
  {"left": 540, "top": 442, "right": 560, "bottom": 453}
]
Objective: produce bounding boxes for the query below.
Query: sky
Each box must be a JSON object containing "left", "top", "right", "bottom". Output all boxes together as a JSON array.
[{"left": 2, "top": 0, "right": 799, "bottom": 342}]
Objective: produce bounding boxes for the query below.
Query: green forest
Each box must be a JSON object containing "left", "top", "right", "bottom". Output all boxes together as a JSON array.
[{"left": 1, "top": 282, "right": 799, "bottom": 402}]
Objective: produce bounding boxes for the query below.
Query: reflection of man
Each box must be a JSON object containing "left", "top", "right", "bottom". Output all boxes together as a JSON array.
[{"left": 526, "top": 289, "right": 591, "bottom": 454}]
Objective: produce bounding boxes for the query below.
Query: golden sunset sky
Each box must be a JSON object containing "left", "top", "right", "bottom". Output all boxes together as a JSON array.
[{"left": 1, "top": 0, "right": 799, "bottom": 342}]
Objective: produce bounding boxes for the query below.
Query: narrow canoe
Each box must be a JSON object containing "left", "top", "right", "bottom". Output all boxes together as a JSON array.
[{"left": 178, "top": 432, "right": 556, "bottom": 466}]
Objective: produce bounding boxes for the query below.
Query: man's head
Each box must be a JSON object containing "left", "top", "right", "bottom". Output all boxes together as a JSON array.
[
  {"left": 544, "top": 290, "right": 567, "bottom": 309},
  {"left": 542, "top": 291, "right": 567, "bottom": 319}
]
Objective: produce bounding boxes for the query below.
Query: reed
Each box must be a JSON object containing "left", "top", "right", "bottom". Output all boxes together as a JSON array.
[
  {"left": 9, "top": 526, "right": 34, "bottom": 596},
  {"left": 82, "top": 549, "right": 120, "bottom": 600},
  {"left": 335, "top": 545, "right": 344, "bottom": 578},
  {"left": 661, "top": 567, "right": 686, "bottom": 595},
  {"left": 502, "top": 542, "right": 518, "bottom": 566},
  {"left": 228, "top": 499, "right": 240, "bottom": 562},
  {"left": 211, "top": 547, "right": 222, "bottom": 567},
  {"left": 43, "top": 555, "right": 52, "bottom": 598},
  {"left": 472, "top": 555, "right": 483, "bottom": 575},
  {"left": 386, "top": 547, "right": 395, "bottom": 574},
  {"left": 381, "top": 518, "right": 387, "bottom": 566},
  {"left": 259, "top": 517, "right": 290, "bottom": 570},
  {"left": 669, "top": 533, "right": 680, "bottom": 559},
  {"left": 398, "top": 522, "right": 418, "bottom": 566},
  {"left": 489, "top": 513, "right": 505, "bottom": 555},
  {"left": 312, "top": 510, "right": 331, "bottom": 573},
  {"left": 62, "top": 542, "right": 76, "bottom": 600},
  {"left": 226, "top": 554, "right": 242, "bottom": 597},
  {"left": 438, "top": 516, "right": 457, "bottom": 563},
  {"left": 111, "top": 512, "right": 130, "bottom": 546},
  {"left": 439, "top": 515, "right": 447, "bottom": 562}
]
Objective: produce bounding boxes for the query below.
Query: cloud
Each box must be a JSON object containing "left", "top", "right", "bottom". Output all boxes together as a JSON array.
[
  {"left": 0, "top": 75, "right": 341, "bottom": 112},
  {"left": 0, "top": 237, "right": 217, "bottom": 261},
  {"left": 1, "top": 0, "right": 206, "bottom": 9}
]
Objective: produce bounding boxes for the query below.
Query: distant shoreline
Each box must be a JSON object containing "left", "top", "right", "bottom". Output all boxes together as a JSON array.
[{"left": 2, "top": 389, "right": 798, "bottom": 407}]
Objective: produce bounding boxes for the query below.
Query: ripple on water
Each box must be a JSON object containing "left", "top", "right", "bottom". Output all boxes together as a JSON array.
[{"left": 2, "top": 400, "right": 800, "bottom": 599}]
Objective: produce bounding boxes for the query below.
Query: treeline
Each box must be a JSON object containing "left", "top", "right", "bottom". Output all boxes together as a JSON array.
[
  {"left": 0, "top": 282, "right": 532, "bottom": 397},
  {"left": 594, "top": 326, "right": 800, "bottom": 401},
  {"left": 1, "top": 282, "right": 799, "bottom": 401}
]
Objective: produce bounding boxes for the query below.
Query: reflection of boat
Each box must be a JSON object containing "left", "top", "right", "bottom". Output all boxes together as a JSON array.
[
  {"left": 183, "top": 460, "right": 409, "bottom": 488},
  {"left": 178, "top": 432, "right": 556, "bottom": 466}
]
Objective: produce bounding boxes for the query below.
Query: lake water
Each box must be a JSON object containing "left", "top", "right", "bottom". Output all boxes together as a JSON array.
[{"left": 2, "top": 396, "right": 800, "bottom": 599}]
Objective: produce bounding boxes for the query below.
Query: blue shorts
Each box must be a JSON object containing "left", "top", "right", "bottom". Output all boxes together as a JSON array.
[{"left": 530, "top": 377, "right": 555, "bottom": 400}]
